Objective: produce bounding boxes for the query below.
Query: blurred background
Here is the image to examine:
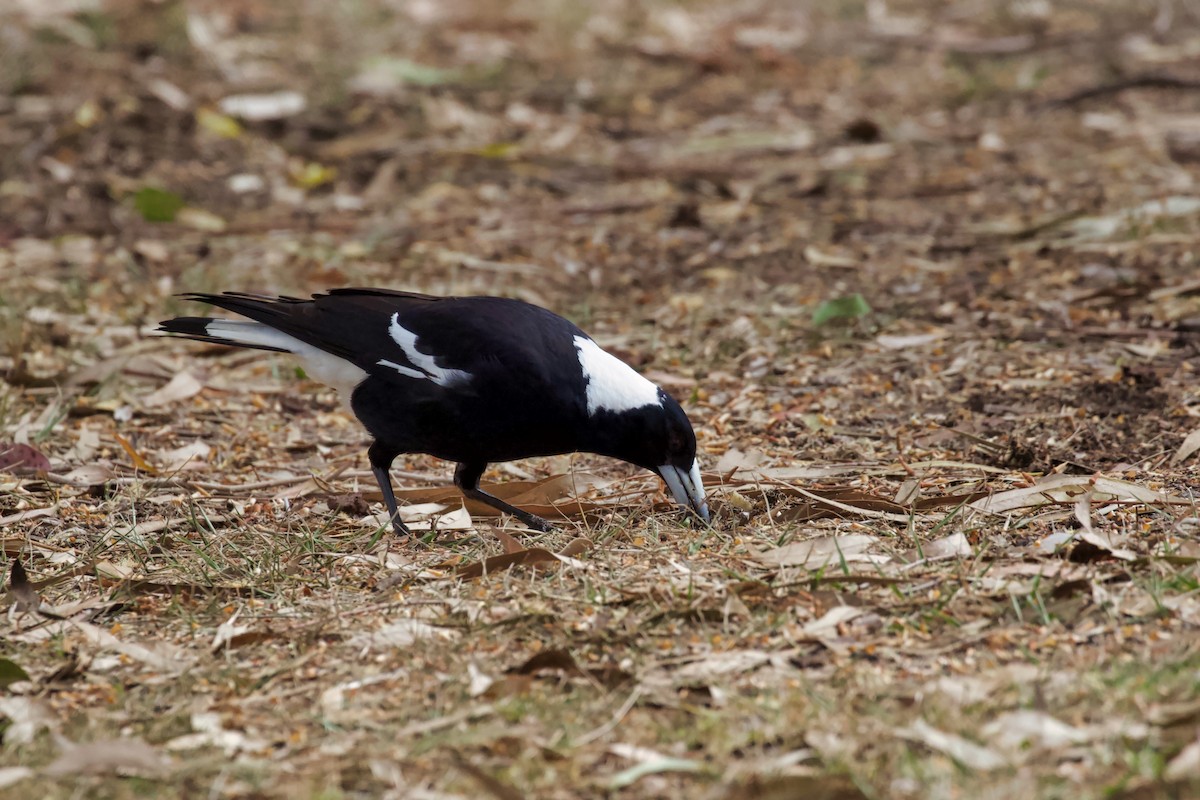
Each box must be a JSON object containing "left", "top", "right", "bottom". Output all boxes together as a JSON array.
[{"left": 4, "top": 3, "right": 1200, "bottom": 797}]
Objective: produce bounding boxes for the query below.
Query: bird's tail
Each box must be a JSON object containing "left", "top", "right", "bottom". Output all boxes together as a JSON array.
[
  {"left": 158, "top": 292, "right": 319, "bottom": 353},
  {"left": 157, "top": 316, "right": 294, "bottom": 353},
  {"left": 159, "top": 297, "right": 370, "bottom": 396}
]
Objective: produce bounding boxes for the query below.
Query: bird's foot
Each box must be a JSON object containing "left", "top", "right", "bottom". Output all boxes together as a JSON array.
[
  {"left": 513, "top": 511, "right": 554, "bottom": 533},
  {"left": 388, "top": 514, "right": 411, "bottom": 538}
]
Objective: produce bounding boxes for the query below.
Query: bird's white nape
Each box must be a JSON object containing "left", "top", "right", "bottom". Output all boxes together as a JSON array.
[
  {"left": 204, "top": 320, "right": 367, "bottom": 398},
  {"left": 378, "top": 313, "right": 472, "bottom": 387},
  {"left": 573, "top": 335, "right": 662, "bottom": 416}
]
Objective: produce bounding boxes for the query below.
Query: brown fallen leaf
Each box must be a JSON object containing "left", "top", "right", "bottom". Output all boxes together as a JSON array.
[
  {"left": 392, "top": 704, "right": 496, "bottom": 740},
  {"left": 6, "top": 558, "right": 41, "bottom": 614},
  {"left": 1072, "top": 490, "right": 1136, "bottom": 561},
  {"left": 211, "top": 609, "right": 255, "bottom": 653},
  {"left": 509, "top": 648, "right": 584, "bottom": 676},
  {"left": 36, "top": 593, "right": 120, "bottom": 622},
  {"left": 752, "top": 535, "right": 885, "bottom": 569},
  {"left": 1147, "top": 697, "right": 1200, "bottom": 728},
  {"left": 764, "top": 486, "right": 913, "bottom": 523},
  {"left": 327, "top": 492, "right": 372, "bottom": 517},
  {"left": 0, "top": 442, "right": 50, "bottom": 474},
  {"left": 558, "top": 537, "right": 592, "bottom": 558},
  {"left": 1173, "top": 428, "right": 1200, "bottom": 466},
  {"left": 669, "top": 649, "right": 777, "bottom": 683},
  {"left": 45, "top": 738, "right": 170, "bottom": 777},
  {"left": 0, "top": 556, "right": 100, "bottom": 614},
  {"left": 0, "top": 507, "right": 59, "bottom": 528},
  {"left": 115, "top": 579, "right": 264, "bottom": 600},
  {"left": 0, "top": 766, "right": 33, "bottom": 790},
  {"left": 914, "top": 491, "right": 991, "bottom": 511},
  {"left": 896, "top": 719, "right": 1006, "bottom": 771},
  {"left": 715, "top": 448, "right": 766, "bottom": 474},
  {"left": 95, "top": 560, "right": 135, "bottom": 581},
  {"left": 502, "top": 473, "right": 611, "bottom": 506},
  {"left": 66, "top": 619, "right": 191, "bottom": 673},
  {"left": 384, "top": 473, "right": 615, "bottom": 520},
  {"left": 109, "top": 514, "right": 229, "bottom": 540},
  {"left": 492, "top": 527, "right": 525, "bottom": 554},
  {"left": 507, "top": 647, "right": 632, "bottom": 689},
  {"left": 712, "top": 774, "right": 867, "bottom": 800},
  {"left": 969, "top": 474, "right": 1180, "bottom": 515},
  {"left": 42, "top": 652, "right": 90, "bottom": 684},
  {"left": 51, "top": 464, "right": 116, "bottom": 487},
  {"left": 0, "top": 697, "right": 56, "bottom": 745},
  {"left": 360, "top": 505, "right": 473, "bottom": 532},
  {"left": 466, "top": 662, "right": 495, "bottom": 697},
  {"left": 65, "top": 349, "right": 149, "bottom": 387},
  {"left": 165, "top": 712, "right": 270, "bottom": 755},
  {"left": 350, "top": 619, "right": 459, "bottom": 651},
  {"left": 606, "top": 742, "right": 706, "bottom": 789},
  {"left": 140, "top": 370, "right": 203, "bottom": 408},
  {"left": 456, "top": 537, "right": 592, "bottom": 579},
  {"left": 449, "top": 750, "right": 523, "bottom": 800},
  {"left": 980, "top": 710, "right": 1089, "bottom": 756},
  {"left": 798, "top": 606, "right": 866, "bottom": 640},
  {"left": 155, "top": 441, "right": 211, "bottom": 472},
  {"left": 113, "top": 432, "right": 159, "bottom": 475},
  {"left": 728, "top": 474, "right": 988, "bottom": 523},
  {"left": 1166, "top": 737, "right": 1200, "bottom": 781},
  {"left": 455, "top": 548, "right": 561, "bottom": 579},
  {"left": 900, "top": 532, "right": 974, "bottom": 564}
]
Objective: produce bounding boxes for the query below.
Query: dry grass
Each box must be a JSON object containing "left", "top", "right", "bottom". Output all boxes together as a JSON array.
[{"left": 2, "top": 1, "right": 1200, "bottom": 798}]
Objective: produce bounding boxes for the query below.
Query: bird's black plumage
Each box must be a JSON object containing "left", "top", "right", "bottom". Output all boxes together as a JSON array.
[{"left": 159, "top": 288, "right": 708, "bottom": 537}]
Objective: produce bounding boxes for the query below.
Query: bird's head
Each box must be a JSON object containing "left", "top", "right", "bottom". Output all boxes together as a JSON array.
[{"left": 589, "top": 389, "right": 709, "bottom": 524}]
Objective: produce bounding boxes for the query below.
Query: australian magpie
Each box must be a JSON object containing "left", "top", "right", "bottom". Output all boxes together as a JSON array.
[{"left": 158, "top": 289, "right": 709, "bottom": 537}]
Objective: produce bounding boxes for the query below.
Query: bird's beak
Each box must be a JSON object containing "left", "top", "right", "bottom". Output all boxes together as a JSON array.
[{"left": 658, "top": 460, "right": 710, "bottom": 524}]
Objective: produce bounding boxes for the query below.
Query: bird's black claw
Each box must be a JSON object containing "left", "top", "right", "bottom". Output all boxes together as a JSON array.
[
  {"left": 511, "top": 512, "right": 553, "bottom": 532},
  {"left": 388, "top": 515, "right": 411, "bottom": 538},
  {"left": 528, "top": 516, "right": 554, "bottom": 533}
]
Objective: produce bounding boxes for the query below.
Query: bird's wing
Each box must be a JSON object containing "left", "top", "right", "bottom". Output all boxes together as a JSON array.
[
  {"left": 159, "top": 292, "right": 445, "bottom": 398},
  {"left": 166, "top": 291, "right": 434, "bottom": 364},
  {"left": 161, "top": 292, "right": 581, "bottom": 402},
  {"left": 372, "top": 296, "right": 588, "bottom": 394}
]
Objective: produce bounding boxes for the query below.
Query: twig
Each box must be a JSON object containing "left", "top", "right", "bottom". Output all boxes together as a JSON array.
[
  {"left": 1044, "top": 73, "right": 1200, "bottom": 109},
  {"left": 894, "top": 432, "right": 915, "bottom": 477},
  {"left": 394, "top": 704, "right": 496, "bottom": 739},
  {"left": 773, "top": 480, "right": 917, "bottom": 523},
  {"left": 561, "top": 200, "right": 657, "bottom": 216},
  {"left": 572, "top": 686, "right": 642, "bottom": 747}
]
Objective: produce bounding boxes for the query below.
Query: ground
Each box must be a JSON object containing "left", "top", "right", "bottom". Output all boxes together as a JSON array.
[{"left": 2, "top": 1, "right": 1200, "bottom": 798}]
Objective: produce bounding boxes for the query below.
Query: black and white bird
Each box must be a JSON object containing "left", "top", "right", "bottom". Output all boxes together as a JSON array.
[{"left": 158, "top": 289, "right": 708, "bottom": 537}]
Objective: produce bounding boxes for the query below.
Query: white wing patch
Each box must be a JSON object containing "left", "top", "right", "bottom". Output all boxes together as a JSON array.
[
  {"left": 375, "top": 359, "right": 424, "bottom": 380},
  {"left": 574, "top": 335, "right": 662, "bottom": 416},
  {"left": 378, "top": 313, "right": 472, "bottom": 387},
  {"left": 204, "top": 320, "right": 368, "bottom": 399}
]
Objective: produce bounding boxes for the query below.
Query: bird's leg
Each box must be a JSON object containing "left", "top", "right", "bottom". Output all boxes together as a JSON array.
[
  {"left": 454, "top": 461, "right": 554, "bottom": 533},
  {"left": 368, "top": 440, "right": 410, "bottom": 537}
]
